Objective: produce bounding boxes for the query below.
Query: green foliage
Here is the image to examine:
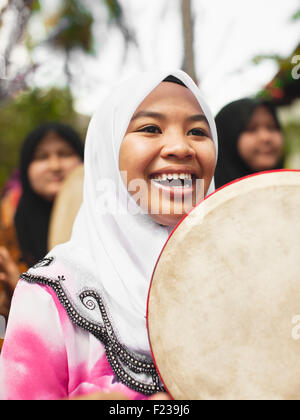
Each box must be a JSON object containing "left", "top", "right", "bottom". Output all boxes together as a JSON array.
[
  {"left": 0, "top": 0, "right": 131, "bottom": 192},
  {"left": 32, "top": 0, "right": 41, "bottom": 13},
  {"left": 283, "top": 121, "right": 300, "bottom": 155},
  {"left": 49, "top": 0, "right": 94, "bottom": 54},
  {"left": 0, "top": 87, "right": 87, "bottom": 191},
  {"left": 292, "top": 9, "right": 300, "bottom": 20},
  {"left": 283, "top": 121, "right": 300, "bottom": 169},
  {"left": 44, "top": 0, "right": 129, "bottom": 55},
  {"left": 103, "top": 0, "right": 122, "bottom": 21},
  {"left": 252, "top": 55, "right": 286, "bottom": 66}
]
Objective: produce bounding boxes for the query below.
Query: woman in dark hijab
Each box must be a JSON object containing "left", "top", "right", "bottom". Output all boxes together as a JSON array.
[
  {"left": 214, "top": 98, "right": 284, "bottom": 189},
  {"left": 0, "top": 122, "right": 84, "bottom": 325},
  {"left": 14, "top": 122, "right": 84, "bottom": 266}
]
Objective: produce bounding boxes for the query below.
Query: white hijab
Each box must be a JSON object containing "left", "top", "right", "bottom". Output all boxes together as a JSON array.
[{"left": 26, "top": 69, "right": 218, "bottom": 358}]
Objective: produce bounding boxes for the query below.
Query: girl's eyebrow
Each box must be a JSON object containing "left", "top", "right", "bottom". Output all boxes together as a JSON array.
[
  {"left": 130, "top": 111, "right": 210, "bottom": 126},
  {"left": 130, "top": 111, "right": 166, "bottom": 122},
  {"left": 187, "top": 114, "right": 210, "bottom": 126}
]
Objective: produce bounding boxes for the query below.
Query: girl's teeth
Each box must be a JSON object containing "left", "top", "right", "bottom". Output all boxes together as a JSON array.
[
  {"left": 153, "top": 173, "right": 193, "bottom": 181},
  {"left": 151, "top": 173, "right": 193, "bottom": 189}
]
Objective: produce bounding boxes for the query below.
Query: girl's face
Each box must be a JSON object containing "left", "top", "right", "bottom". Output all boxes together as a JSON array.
[
  {"left": 238, "top": 106, "right": 283, "bottom": 171},
  {"left": 119, "top": 82, "right": 216, "bottom": 226},
  {"left": 28, "top": 132, "right": 82, "bottom": 201}
]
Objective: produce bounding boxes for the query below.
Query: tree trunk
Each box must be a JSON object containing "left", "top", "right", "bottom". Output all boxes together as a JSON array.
[
  {"left": 0, "top": 0, "right": 35, "bottom": 100},
  {"left": 181, "top": 0, "right": 198, "bottom": 85}
]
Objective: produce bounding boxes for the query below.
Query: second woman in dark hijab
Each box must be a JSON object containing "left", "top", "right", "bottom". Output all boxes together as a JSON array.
[
  {"left": 14, "top": 122, "right": 85, "bottom": 266},
  {"left": 214, "top": 98, "right": 284, "bottom": 189},
  {"left": 0, "top": 122, "right": 84, "bottom": 327}
]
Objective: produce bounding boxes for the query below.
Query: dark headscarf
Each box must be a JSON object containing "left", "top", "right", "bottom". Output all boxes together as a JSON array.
[
  {"left": 214, "top": 98, "right": 283, "bottom": 189},
  {"left": 14, "top": 122, "right": 84, "bottom": 266}
]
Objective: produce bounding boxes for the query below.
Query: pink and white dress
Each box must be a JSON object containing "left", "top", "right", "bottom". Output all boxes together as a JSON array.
[{"left": 0, "top": 279, "right": 156, "bottom": 400}]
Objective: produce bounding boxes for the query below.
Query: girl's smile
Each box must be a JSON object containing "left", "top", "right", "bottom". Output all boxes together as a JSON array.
[{"left": 119, "top": 81, "right": 216, "bottom": 226}]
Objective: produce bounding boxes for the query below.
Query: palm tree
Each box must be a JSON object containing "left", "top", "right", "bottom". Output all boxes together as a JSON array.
[{"left": 45, "top": 0, "right": 135, "bottom": 83}]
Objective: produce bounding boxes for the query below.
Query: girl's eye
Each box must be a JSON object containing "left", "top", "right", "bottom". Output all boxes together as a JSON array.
[
  {"left": 267, "top": 125, "right": 279, "bottom": 132},
  {"left": 246, "top": 125, "right": 278, "bottom": 133},
  {"left": 34, "top": 154, "right": 48, "bottom": 161},
  {"left": 58, "top": 150, "right": 75, "bottom": 158},
  {"left": 245, "top": 126, "right": 257, "bottom": 133},
  {"left": 137, "top": 125, "right": 162, "bottom": 134},
  {"left": 188, "top": 128, "right": 208, "bottom": 137}
]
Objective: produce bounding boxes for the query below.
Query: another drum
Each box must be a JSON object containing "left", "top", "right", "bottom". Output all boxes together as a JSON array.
[
  {"left": 147, "top": 170, "right": 300, "bottom": 400},
  {"left": 48, "top": 164, "right": 84, "bottom": 250}
]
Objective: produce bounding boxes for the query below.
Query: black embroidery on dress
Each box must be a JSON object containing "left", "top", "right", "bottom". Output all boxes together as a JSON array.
[
  {"left": 32, "top": 257, "right": 54, "bottom": 269},
  {"left": 20, "top": 272, "right": 164, "bottom": 396}
]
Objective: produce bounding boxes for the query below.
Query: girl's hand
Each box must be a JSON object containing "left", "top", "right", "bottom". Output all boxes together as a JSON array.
[
  {"left": 149, "top": 392, "right": 171, "bottom": 400},
  {"left": 69, "top": 391, "right": 171, "bottom": 400},
  {"left": 68, "top": 392, "right": 129, "bottom": 400},
  {"left": 0, "top": 246, "right": 20, "bottom": 288}
]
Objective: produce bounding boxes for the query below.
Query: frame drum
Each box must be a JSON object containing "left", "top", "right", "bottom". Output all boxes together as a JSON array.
[
  {"left": 147, "top": 170, "right": 300, "bottom": 400},
  {"left": 48, "top": 164, "right": 84, "bottom": 250}
]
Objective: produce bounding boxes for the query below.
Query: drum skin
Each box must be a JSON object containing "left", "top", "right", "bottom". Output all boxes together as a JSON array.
[{"left": 147, "top": 170, "right": 300, "bottom": 400}]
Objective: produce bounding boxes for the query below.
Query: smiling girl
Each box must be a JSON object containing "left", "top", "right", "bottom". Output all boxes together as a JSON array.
[
  {"left": 120, "top": 76, "right": 215, "bottom": 226},
  {"left": 0, "top": 71, "right": 218, "bottom": 400},
  {"left": 214, "top": 98, "right": 284, "bottom": 189}
]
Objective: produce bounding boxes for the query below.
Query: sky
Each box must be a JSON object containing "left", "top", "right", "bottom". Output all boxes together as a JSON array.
[{"left": 1, "top": 0, "right": 300, "bottom": 117}]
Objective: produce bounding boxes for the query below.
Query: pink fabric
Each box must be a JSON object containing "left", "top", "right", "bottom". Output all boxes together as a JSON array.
[{"left": 0, "top": 281, "right": 148, "bottom": 400}]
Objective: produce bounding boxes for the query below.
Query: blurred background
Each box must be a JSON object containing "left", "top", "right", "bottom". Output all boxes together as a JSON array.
[{"left": 0, "top": 0, "right": 299, "bottom": 192}]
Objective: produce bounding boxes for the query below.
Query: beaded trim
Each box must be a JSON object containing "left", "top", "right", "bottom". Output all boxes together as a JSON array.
[{"left": 20, "top": 270, "right": 164, "bottom": 396}]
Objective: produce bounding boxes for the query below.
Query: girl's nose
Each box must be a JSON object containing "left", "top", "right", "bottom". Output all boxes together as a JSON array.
[
  {"left": 48, "top": 154, "right": 62, "bottom": 171},
  {"left": 160, "top": 135, "right": 196, "bottom": 160},
  {"left": 258, "top": 127, "right": 273, "bottom": 143}
]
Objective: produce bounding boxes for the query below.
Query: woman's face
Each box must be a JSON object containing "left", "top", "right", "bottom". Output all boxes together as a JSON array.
[
  {"left": 28, "top": 131, "right": 82, "bottom": 201},
  {"left": 119, "top": 82, "right": 216, "bottom": 226},
  {"left": 238, "top": 106, "right": 283, "bottom": 171}
]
